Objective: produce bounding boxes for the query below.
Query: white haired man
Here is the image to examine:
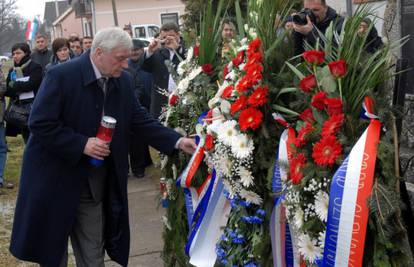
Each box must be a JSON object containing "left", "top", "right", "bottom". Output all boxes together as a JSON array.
[{"left": 9, "top": 27, "right": 196, "bottom": 267}]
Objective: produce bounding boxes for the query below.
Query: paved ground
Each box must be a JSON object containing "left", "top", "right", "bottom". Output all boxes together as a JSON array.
[{"left": 105, "top": 167, "right": 165, "bottom": 267}]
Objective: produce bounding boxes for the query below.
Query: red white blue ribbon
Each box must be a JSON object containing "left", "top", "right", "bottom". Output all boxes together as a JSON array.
[
  {"left": 271, "top": 113, "right": 299, "bottom": 267},
  {"left": 323, "top": 119, "right": 381, "bottom": 267},
  {"left": 187, "top": 173, "right": 231, "bottom": 267},
  {"left": 360, "top": 96, "right": 379, "bottom": 120}
]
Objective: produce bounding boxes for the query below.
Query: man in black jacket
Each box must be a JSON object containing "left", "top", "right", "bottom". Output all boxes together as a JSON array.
[
  {"left": 142, "top": 23, "right": 186, "bottom": 119},
  {"left": 31, "top": 34, "right": 53, "bottom": 70},
  {"left": 286, "top": 0, "right": 344, "bottom": 55}
]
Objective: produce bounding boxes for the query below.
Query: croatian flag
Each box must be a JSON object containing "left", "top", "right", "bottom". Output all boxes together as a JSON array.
[{"left": 25, "top": 18, "right": 39, "bottom": 41}]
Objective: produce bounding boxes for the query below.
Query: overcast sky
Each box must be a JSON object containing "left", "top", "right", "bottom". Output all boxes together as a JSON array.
[{"left": 15, "top": 0, "right": 47, "bottom": 20}]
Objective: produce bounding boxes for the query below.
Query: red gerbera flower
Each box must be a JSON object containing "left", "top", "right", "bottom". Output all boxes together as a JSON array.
[
  {"left": 247, "top": 86, "right": 268, "bottom": 107},
  {"left": 300, "top": 74, "right": 317, "bottom": 93},
  {"left": 312, "top": 136, "right": 342, "bottom": 167},
  {"left": 295, "top": 122, "right": 314, "bottom": 148},
  {"left": 290, "top": 153, "right": 306, "bottom": 185},
  {"left": 202, "top": 63, "right": 214, "bottom": 75},
  {"left": 321, "top": 114, "right": 344, "bottom": 138},
  {"left": 236, "top": 76, "right": 252, "bottom": 93},
  {"left": 205, "top": 134, "right": 215, "bottom": 151},
  {"left": 303, "top": 50, "right": 325, "bottom": 65},
  {"left": 311, "top": 92, "right": 327, "bottom": 110},
  {"left": 325, "top": 97, "right": 343, "bottom": 116},
  {"left": 194, "top": 46, "right": 200, "bottom": 57},
  {"left": 231, "top": 95, "right": 248, "bottom": 115},
  {"left": 248, "top": 38, "right": 262, "bottom": 53},
  {"left": 247, "top": 52, "right": 263, "bottom": 65},
  {"left": 299, "top": 108, "right": 315, "bottom": 123},
  {"left": 328, "top": 60, "right": 347, "bottom": 78},
  {"left": 238, "top": 108, "right": 263, "bottom": 131},
  {"left": 232, "top": 51, "right": 245, "bottom": 66},
  {"left": 222, "top": 85, "right": 234, "bottom": 99}
]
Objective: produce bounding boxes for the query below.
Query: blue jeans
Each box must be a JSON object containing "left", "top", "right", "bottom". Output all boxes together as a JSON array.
[{"left": 0, "top": 123, "right": 7, "bottom": 184}]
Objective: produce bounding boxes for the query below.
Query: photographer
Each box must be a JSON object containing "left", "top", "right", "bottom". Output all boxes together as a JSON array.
[
  {"left": 286, "top": 0, "right": 344, "bottom": 55},
  {"left": 142, "top": 23, "right": 186, "bottom": 119}
]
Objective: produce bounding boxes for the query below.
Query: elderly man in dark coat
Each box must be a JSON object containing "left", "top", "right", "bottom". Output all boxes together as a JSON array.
[{"left": 9, "top": 27, "right": 196, "bottom": 267}]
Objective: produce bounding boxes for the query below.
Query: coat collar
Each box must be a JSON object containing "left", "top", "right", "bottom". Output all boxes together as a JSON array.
[{"left": 79, "top": 50, "right": 98, "bottom": 86}]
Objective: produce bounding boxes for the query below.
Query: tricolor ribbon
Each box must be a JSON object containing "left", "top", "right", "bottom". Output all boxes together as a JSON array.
[
  {"left": 177, "top": 113, "right": 231, "bottom": 267},
  {"left": 271, "top": 113, "right": 300, "bottom": 267},
  {"left": 360, "top": 96, "right": 379, "bottom": 120},
  {"left": 323, "top": 119, "right": 381, "bottom": 267}
]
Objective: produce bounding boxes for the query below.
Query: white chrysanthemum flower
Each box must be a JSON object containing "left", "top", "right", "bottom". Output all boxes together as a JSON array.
[
  {"left": 217, "top": 120, "right": 238, "bottom": 146},
  {"left": 177, "top": 62, "right": 186, "bottom": 76},
  {"left": 314, "top": 191, "right": 329, "bottom": 222},
  {"left": 239, "top": 63, "right": 246, "bottom": 71},
  {"left": 240, "top": 189, "right": 262, "bottom": 205},
  {"left": 298, "top": 234, "right": 322, "bottom": 263},
  {"left": 177, "top": 78, "right": 190, "bottom": 94},
  {"left": 318, "top": 231, "right": 326, "bottom": 250},
  {"left": 220, "top": 100, "right": 231, "bottom": 114},
  {"left": 206, "top": 119, "right": 222, "bottom": 135},
  {"left": 216, "top": 157, "right": 233, "bottom": 178},
  {"left": 294, "top": 208, "right": 304, "bottom": 229},
  {"left": 222, "top": 179, "right": 236, "bottom": 199},
  {"left": 188, "top": 66, "right": 203, "bottom": 80},
  {"left": 238, "top": 167, "right": 254, "bottom": 187},
  {"left": 231, "top": 134, "right": 254, "bottom": 159}
]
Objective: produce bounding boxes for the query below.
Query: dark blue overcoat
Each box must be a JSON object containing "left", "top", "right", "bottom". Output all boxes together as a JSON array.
[{"left": 9, "top": 52, "right": 180, "bottom": 266}]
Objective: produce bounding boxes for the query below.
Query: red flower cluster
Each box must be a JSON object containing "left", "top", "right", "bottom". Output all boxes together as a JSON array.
[
  {"left": 239, "top": 108, "right": 263, "bottom": 131},
  {"left": 303, "top": 50, "right": 325, "bottom": 65},
  {"left": 300, "top": 75, "right": 317, "bottom": 93},
  {"left": 232, "top": 51, "right": 245, "bottom": 67},
  {"left": 325, "top": 97, "right": 343, "bottom": 116},
  {"left": 223, "top": 64, "right": 229, "bottom": 80},
  {"left": 290, "top": 153, "right": 306, "bottom": 184},
  {"left": 299, "top": 108, "right": 315, "bottom": 123},
  {"left": 328, "top": 60, "right": 347, "bottom": 78}
]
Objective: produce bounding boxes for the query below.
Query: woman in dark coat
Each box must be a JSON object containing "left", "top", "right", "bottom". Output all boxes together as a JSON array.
[
  {"left": 45, "top": 38, "right": 73, "bottom": 71},
  {"left": 5, "top": 43, "right": 42, "bottom": 143}
]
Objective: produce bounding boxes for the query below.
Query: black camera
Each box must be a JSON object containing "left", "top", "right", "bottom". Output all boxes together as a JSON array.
[{"left": 292, "top": 8, "right": 316, "bottom": 25}]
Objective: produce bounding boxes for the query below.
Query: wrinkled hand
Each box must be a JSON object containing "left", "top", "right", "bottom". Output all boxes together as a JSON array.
[
  {"left": 293, "top": 15, "right": 314, "bottom": 35},
  {"left": 178, "top": 137, "right": 197, "bottom": 155},
  {"left": 83, "top": 137, "right": 111, "bottom": 160}
]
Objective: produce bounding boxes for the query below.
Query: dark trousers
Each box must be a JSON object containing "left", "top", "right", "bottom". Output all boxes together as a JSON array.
[
  {"left": 129, "top": 134, "right": 152, "bottom": 174},
  {"left": 41, "top": 167, "right": 107, "bottom": 267}
]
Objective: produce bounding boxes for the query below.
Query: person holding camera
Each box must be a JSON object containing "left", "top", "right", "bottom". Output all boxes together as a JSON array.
[
  {"left": 286, "top": 0, "right": 344, "bottom": 55},
  {"left": 142, "top": 23, "right": 186, "bottom": 120}
]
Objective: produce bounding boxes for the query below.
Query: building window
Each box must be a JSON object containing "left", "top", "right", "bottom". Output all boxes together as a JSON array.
[
  {"left": 161, "top": 12, "right": 179, "bottom": 26},
  {"left": 134, "top": 27, "right": 146, "bottom": 38}
]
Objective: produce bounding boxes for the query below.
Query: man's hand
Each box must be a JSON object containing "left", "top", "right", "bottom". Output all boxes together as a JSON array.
[
  {"left": 83, "top": 137, "right": 111, "bottom": 160},
  {"left": 178, "top": 137, "right": 197, "bottom": 155},
  {"left": 148, "top": 38, "right": 162, "bottom": 54},
  {"left": 293, "top": 15, "right": 314, "bottom": 35}
]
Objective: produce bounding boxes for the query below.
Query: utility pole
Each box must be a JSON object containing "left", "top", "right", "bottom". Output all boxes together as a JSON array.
[
  {"left": 54, "top": 0, "right": 60, "bottom": 18},
  {"left": 111, "top": 0, "right": 119, "bottom": 26}
]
